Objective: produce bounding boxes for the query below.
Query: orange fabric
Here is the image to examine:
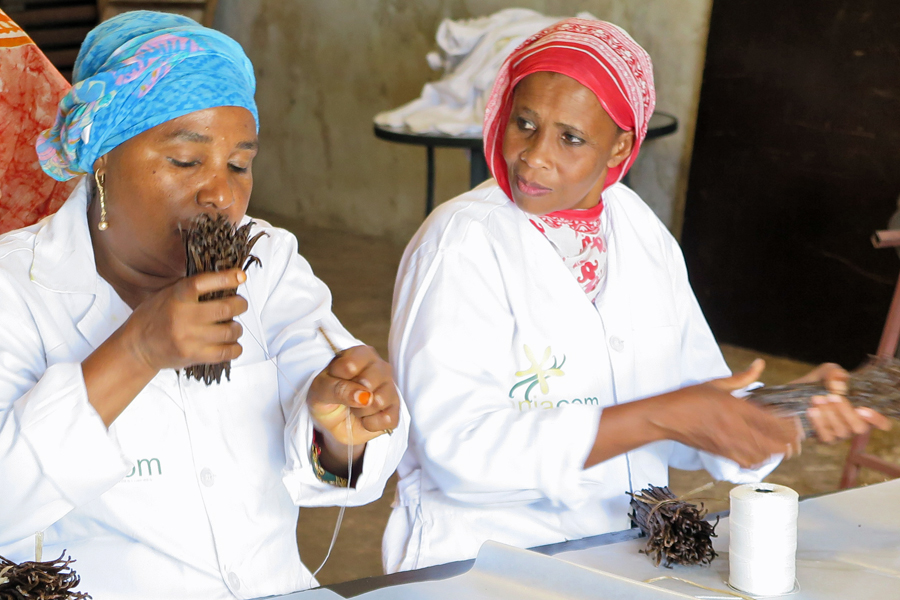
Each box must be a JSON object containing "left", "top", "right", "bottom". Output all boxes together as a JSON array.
[
  {"left": 0, "top": 10, "right": 32, "bottom": 47},
  {"left": 0, "top": 9, "right": 76, "bottom": 235}
]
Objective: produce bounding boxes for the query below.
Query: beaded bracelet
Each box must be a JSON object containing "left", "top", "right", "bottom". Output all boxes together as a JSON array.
[{"left": 310, "top": 431, "right": 350, "bottom": 488}]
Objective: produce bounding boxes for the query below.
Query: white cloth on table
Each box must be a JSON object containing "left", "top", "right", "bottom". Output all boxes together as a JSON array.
[
  {"left": 0, "top": 177, "right": 408, "bottom": 599},
  {"left": 382, "top": 180, "right": 779, "bottom": 573},
  {"left": 374, "top": 9, "right": 596, "bottom": 136}
]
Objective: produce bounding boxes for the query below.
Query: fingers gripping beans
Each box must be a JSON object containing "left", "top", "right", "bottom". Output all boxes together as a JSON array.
[
  {"left": 180, "top": 213, "right": 267, "bottom": 385},
  {"left": 747, "top": 357, "right": 900, "bottom": 436}
]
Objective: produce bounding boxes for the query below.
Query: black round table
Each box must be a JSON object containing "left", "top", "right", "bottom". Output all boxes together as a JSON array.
[{"left": 374, "top": 111, "right": 678, "bottom": 216}]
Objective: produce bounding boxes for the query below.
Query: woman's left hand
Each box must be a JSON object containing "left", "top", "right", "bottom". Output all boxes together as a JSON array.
[
  {"left": 791, "top": 363, "right": 891, "bottom": 443},
  {"left": 308, "top": 345, "right": 400, "bottom": 463}
]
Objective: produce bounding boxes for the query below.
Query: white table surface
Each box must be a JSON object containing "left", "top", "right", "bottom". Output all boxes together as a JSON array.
[
  {"left": 555, "top": 479, "right": 900, "bottom": 599},
  {"left": 279, "top": 480, "right": 900, "bottom": 599}
]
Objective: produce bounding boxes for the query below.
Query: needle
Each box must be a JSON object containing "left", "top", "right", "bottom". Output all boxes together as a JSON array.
[{"left": 317, "top": 325, "right": 341, "bottom": 355}]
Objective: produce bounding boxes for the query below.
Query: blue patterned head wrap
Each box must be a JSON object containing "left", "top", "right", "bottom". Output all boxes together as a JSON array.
[{"left": 37, "top": 11, "right": 258, "bottom": 181}]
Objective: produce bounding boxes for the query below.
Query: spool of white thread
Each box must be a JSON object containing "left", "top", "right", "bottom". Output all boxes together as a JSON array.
[{"left": 729, "top": 483, "right": 799, "bottom": 596}]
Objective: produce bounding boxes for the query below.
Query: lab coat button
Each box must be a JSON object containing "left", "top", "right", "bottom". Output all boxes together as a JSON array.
[
  {"left": 228, "top": 572, "right": 241, "bottom": 590},
  {"left": 609, "top": 336, "right": 625, "bottom": 352},
  {"left": 200, "top": 468, "right": 215, "bottom": 487}
]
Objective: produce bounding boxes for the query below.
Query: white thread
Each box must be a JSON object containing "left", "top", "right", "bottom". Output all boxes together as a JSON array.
[
  {"left": 235, "top": 315, "right": 353, "bottom": 579},
  {"left": 645, "top": 576, "right": 754, "bottom": 600},
  {"left": 729, "top": 483, "right": 799, "bottom": 596},
  {"left": 312, "top": 409, "right": 352, "bottom": 578},
  {"left": 35, "top": 530, "right": 43, "bottom": 562}
]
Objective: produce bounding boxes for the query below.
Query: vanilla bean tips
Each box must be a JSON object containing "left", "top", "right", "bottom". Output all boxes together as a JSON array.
[
  {"left": 628, "top": 485, "right": 719, "bottom": 568},
  {"left": 746, "top": 356, "right": 900, "bottom": 437},
  {"left": 0, "top": 551, "right": 91, "bottom": 600},
  {"left": 181, "top": 213, "right": 267, "bottom": 385}
]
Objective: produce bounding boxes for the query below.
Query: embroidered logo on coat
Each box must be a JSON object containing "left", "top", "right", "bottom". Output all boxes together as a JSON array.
[
  {"left": 509, "top": 345, "right": 565, "bottom": 401},
  {"left": 124, "top": 458, "right": 163, "bottom": 482}
]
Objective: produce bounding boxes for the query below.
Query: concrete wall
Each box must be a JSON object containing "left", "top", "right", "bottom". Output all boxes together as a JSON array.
[{"left": 215, "top": 0, "right": 712, "bottom": 242}]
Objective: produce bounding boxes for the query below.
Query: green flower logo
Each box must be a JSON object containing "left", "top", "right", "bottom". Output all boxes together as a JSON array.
[{"left": 509, "top": 345, "right": 566, "bottom": 401}]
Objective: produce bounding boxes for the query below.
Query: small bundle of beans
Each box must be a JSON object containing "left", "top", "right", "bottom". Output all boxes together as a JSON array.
[
  {"left": 0, "top": 552, "right": 91, "bottom": 600},
  {"left": 181, "top": 213, "right": 266, "bottom": 385},
  {"left": 629, "top": 485, "right": 719, "bottom": 568},
  {"left": 747, "top": 356, "right": 900, "bottom": 437}
]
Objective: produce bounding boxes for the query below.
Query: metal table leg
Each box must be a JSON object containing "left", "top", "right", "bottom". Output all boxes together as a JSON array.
[
  {"left": 426, "top": 145, "right": 435, "bottom": 217},
  {"left": 469, "top": 147, "right": 489, "bottom": 189}
]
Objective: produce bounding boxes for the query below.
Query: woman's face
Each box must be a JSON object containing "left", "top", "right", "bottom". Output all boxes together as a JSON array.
[
  {"left": 502, "top": 72, "right": 634, "bottom": 215},
  {"left": 93, "top": 105, "right": 258, "bottom": 280}
]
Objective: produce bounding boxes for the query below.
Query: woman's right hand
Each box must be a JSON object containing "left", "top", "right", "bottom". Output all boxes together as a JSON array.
[
  {"left": 123, "top": 268, "right": 249, "bottom": 372},
  {"left": 83, "top": 268, "right": 249, "bottom": 427},
  {"left": 649, "top": 359, "right": 800, "bottom": 468},
  {"left": 588, "top": 359, "right": 799, "bottom": 469}
]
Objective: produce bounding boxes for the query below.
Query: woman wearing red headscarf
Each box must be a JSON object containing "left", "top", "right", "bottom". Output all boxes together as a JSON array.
[{"left": 384, "top": 19, "right": 888, "bottom": 572}]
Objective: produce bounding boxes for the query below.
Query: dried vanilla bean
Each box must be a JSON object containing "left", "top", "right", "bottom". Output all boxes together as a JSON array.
[
  {"left": 0, "top": 551, "right": 91, "bottom": 600},
  {"left": 747, "top": 357, "right": 900, "bottom": 437},
  {"left": 181, "top": 213, "right": 267, "bottom": 385},
  {"left": 629, "top": 485, "right": 719, "bottom": 568}
]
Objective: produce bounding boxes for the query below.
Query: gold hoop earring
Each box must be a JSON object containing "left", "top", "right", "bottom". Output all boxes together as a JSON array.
[{"left": 94, "top": 171, "right": 109, "bottom": 231}]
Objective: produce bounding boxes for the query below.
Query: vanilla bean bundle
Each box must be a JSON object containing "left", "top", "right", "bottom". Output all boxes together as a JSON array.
[
  {"left": 181, "top": 213, "right": 266, "bottom": 385},
  {"left": 629, "top": 485, "right": 719, "bottom": 567},
  {"left": 747, "top": 357, "right": 900, "bottom": 436},
  {"left": 0, "top": 552, "right": 90, "bottom": 600}
]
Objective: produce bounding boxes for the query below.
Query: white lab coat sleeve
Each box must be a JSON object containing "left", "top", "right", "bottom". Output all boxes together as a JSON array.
[
  {"left": 0, "top": 275, "right": 130, "bottom": 546},
  {"left": 392, "top": 242, "right": 601, "bottom": 509},
  {"left": 660, "top": 233, "right": 781, "bottom": 481},
  {"left": 253, "top": 229, "right": 408, "bottom": 507}
]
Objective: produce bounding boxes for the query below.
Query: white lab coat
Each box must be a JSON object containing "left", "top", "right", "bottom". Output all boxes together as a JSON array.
[
  {"left": 0, "top": 178, "right": 408, "bottom": 599},
  {"left": 383, "top": 181, "right": 777, "bottom": 572}
]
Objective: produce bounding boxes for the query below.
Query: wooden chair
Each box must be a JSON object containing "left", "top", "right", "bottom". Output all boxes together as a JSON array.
[
  {"left": 839, "top": 229, "right": 900, "bottom": 488},
  {"left": 97, "top": 0, "right": 218, "bottom": 27}
]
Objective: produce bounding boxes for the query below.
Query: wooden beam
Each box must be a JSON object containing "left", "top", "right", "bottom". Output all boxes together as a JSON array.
[
  {"left": 7, "top": 4, "right": 97, "bottom": 27},
  {"left": 44, "top": 46, "right": 79, "bottom": 68},
  {"left": 28, "top": 25, "right": 92, "bottom": 48},
  {"left": 105, "top": 0, "right": 208, "bottom": 5}
]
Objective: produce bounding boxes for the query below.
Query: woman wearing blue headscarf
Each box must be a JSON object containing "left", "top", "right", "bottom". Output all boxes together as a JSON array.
[{"left": 1, "top": 12, "right": 407, "bottom": 598}]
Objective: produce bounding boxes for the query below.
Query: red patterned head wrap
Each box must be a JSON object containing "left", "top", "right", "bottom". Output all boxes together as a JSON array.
[{"left": 483, "top": 18, "right": 656, "bottom": 199}]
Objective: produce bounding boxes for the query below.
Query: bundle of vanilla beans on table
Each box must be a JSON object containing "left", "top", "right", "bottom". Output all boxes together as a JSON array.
[
  {"left": 0, "top": 552, "right": 90, "bottom": 600},
  {"left": 181, "top": 213, "right": 266, "bottom": 385},
  {"left": 746, "top": 356, "right": 900, "bottom": 437},
  {"left": 628, "top": 485, "right": 719, "bottom": 568}
]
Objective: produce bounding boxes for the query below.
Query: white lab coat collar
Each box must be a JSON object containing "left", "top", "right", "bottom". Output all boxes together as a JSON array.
[
  {"left": 30, "top": 176, "right": 98, "bottom": 297},
  {"left": 506, "top": 187, "right": 637, "bottom": 403},
  {"left": 29, "top": 177, "right": 128, "bottom": 351}
]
